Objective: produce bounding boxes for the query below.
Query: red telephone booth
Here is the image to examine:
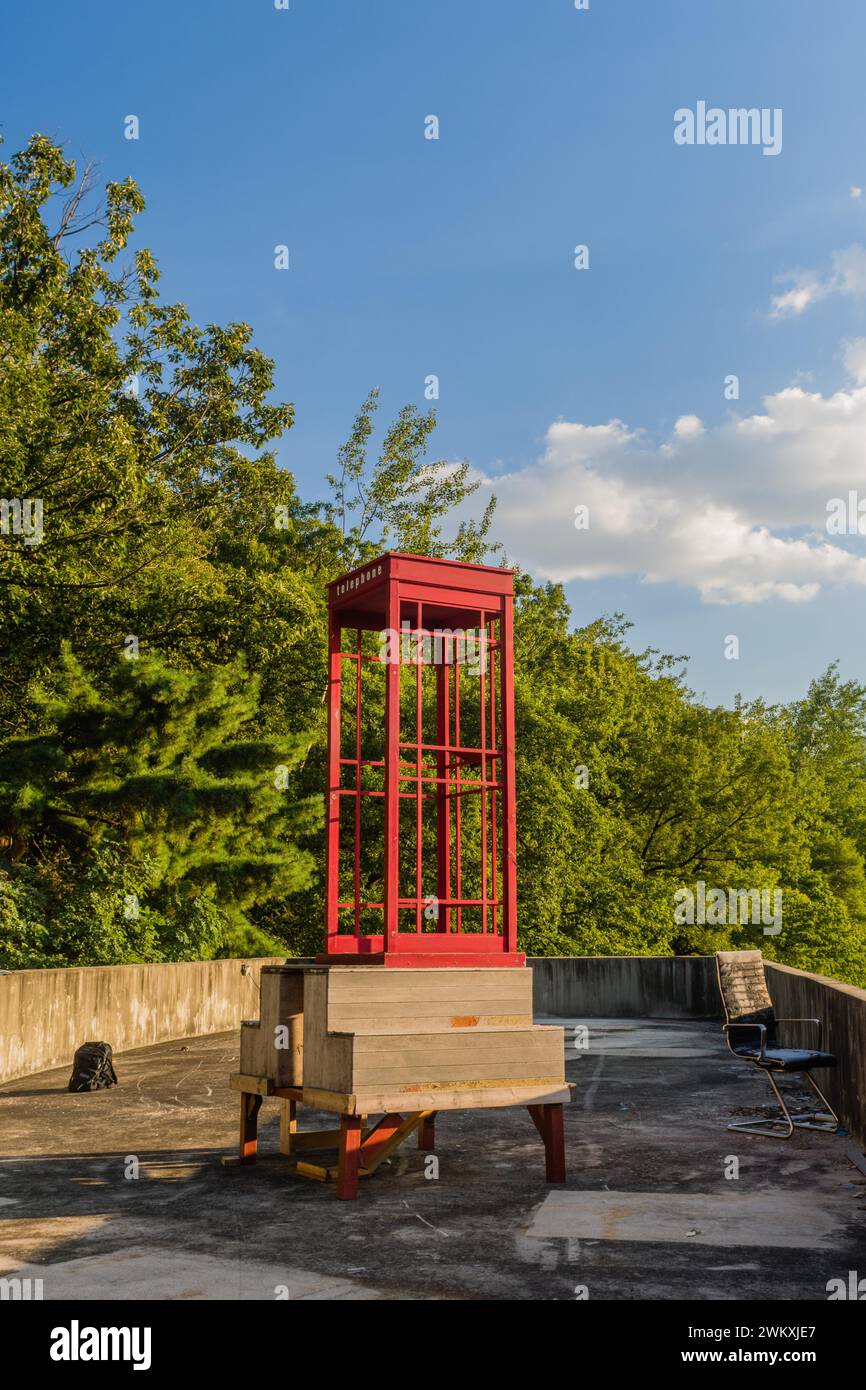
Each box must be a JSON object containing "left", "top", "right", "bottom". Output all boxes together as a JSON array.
[{"left": 323, "top": 553, "right": 523, "bottom": 967}]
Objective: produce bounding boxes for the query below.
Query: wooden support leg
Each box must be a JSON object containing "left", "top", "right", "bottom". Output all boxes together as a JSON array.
[
  {"left": 543, "top": 1103, "right": 566, "bottom": 1183},
  {"left": 528, "top": 1103, "right": 566, "bottom": 1184},
  {"left": 279, "top": 1097, "right": 297, "bottom": 1156},
  {"left": 418, "top": 1112, "right": 436, "bottom": 1151},
  {"left": 239, "top": 1092, "right": 263, "bottom": 1166},
  {"left": 337, "top": 1114, "right": 362, "bottom": 1200}
]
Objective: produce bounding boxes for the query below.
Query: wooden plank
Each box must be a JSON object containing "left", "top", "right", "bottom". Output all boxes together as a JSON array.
[
  {"left": 291, "top": 1129, "right": 343, "bottom": 1151},
  {"left": 303, "top": 970, "right": 354, "bottom": 1094},
  {"left": 295, "top": 1161, "right": 332, "bottom": 1183},
  {"left": 327, "top": 970, "right": 533, "bottom": 1004},
  {"left": 293, "top": 1124, "right": 372, "bottom": 1150},
  {"left": 244, "top": 970, "right": 304, "bottom": 1087},
  {"left": 239, "top": 1021, "right": 269, "bottom": 1080},
  {"left": 351, "top": 1058, "right": 564, "bottom": 1084},
  {"left": 329, "top": 1006, "right": 532, "bottom": 1032},
  {"left": 351, "top": 1028, "right": 560, "bottom": 1057},
  {"left": 351, "top": 1032, "right": 565, "bottom": 1087},
  {"left": 327, "top": 964, "right": 532, "bottom": 988},
  {"left": 301, "top": 1086, "right": 356, "bottom": 1114},
  {"left": 329, "top": 994, "right": 532, "bottom": 1014},
  {"left": 351, "top": 1022, "right": 560, "bottom": 1039},
  {"left": 229, "top": 1073, "right": 274, "bottom": 1096},
  {"left": 352, "top": 1081, "right": 571, "bottom": 1113},
  {"left": 271, "top": 970, "right": 305, "bottom": 1087},
  {"left": 353, "top": 1064, "right": 564, "bottom": 1087},
  {"left": 350, "top": 1046, "right": 560, "bottom": 1070}
]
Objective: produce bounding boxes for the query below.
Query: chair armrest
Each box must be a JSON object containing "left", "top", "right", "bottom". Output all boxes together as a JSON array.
[
  {"left": 723, "top": 1022, "right": 766, "bottom": 1059},
  {"left": 776, "top": 1017, "right": 822, "bottom": 1044}
]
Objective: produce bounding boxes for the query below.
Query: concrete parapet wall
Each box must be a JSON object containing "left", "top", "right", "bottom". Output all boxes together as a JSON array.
[
  {"left": 765, "top": 961, "right": 866, "bottom": 1148},
  {"left": 529, "top": 954, "right": 721, "bottom": 1019},
  {"left": 0, "top": 958, "right": 287, "bottom": 1085},
  {"left": 3, "top": 954, "right": 864, "bottom": 1148}
]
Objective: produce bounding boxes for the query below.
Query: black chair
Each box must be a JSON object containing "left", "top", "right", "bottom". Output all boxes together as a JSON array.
[{"left": 715, "top": 950, "right": 840, "bottom": 1140}]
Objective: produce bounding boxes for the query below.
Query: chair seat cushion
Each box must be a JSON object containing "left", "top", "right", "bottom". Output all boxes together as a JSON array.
[{"left": 733, "top": 1046, "right": 837, "bottom": 1071}]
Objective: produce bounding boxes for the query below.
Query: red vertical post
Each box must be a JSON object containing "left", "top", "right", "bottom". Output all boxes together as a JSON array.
[
  {"left": 337, "top": 1114, "right": 362, "bottom": 1200},
  {"left": 454, "top": 657, "right": 462, "bottom": 933},
  {"left": 489, "top": 618, "right": 498, "bottom": 939},
  {"left": 500, "top": 594, "right": 518, "bottom": 955},
  {"left": 239, "top": 1092, "right": 262, "bottom": 1166},
  {"left": 528, "top": 1103, "right": 566, "bottom": 1183},
  {"left": 479, "top": 610, "right": 488, "bottom": 934},
  {"left": 354, "top": 630, "right": 362, "bottom": 936},
  {"left": 435, "top": 655, "right": 451, "bottom": 933},
  {"left": 383, "top": 578, "right": 401, "bottom": 953},
  {"left": 415, "top": 601, "right": 423, "bottom": 933},
  {"left": 325, "top": 610, "right": 342, "bottom": 951},
  {"left": 543, "top": 1104, "right": 566, "bottom": 1183}
]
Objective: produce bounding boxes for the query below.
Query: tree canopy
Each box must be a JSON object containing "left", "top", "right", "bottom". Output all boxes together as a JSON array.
[{"left": 2, "top": 134, "right": 865, "bottom": 987}]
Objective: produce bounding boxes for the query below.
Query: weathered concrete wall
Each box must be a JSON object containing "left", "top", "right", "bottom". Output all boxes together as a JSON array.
[
  {"left": 766, "top": 961, "right": 866, "bottom": 1148},
  {"left": 529, "top": 955, "right": 721, "bottom": 1019},
  {"left": 0, "top": 958, "right": 287, "bottom": 1085},
  {"left": 4, "top": 955, "right": 863, "bottom": 1148}
]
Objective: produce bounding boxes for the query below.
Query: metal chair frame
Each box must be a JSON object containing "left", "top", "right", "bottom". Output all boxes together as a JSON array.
[{"left": 715, "top": 954, "right": 840, "bottom": 1141}]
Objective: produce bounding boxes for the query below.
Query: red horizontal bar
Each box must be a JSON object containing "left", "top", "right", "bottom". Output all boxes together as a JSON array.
[
  {"left": 400, "top": 741, "right": 500, "bottom": 753},
  {"left": 395, "top": 775, "right": 501, "bottom": 790},
  {"left": 337, "top": 646, "right": 501, "bottom": 665},
  {"left": 337, "top": 899, "right": 503, "bottom": 910},
  {"left": 335, "top": 789, "right": 435, "bottom": 800}
]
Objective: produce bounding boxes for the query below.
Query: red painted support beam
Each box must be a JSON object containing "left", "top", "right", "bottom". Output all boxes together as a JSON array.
[
  {"left": 543, "top": 1103, "right": 566, "bottom": 1183},
  {"left": 337, "top": 1114, "right": 362, "bottom": 1200},
  {"left": 528, "top": 1103, "right": 566, "bottom": 1183},
  {"left": 358, "top": 1112, "right": 404, "bottom": 1170},
  {"left": 239, "top": 1092, "right": 263, "bottom": 1166},
  {"left": 417, "top": 1113, "right": 436, "bottom": 1151}
]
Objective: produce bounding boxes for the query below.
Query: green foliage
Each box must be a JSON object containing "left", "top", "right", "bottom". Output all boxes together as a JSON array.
[
  {"left": 510, "top": 582, "right": 866, "bottom": 987},
  {"left": 324, "top": 388, "right": 497, "bottom": 566},
  {"left": 1, "top": 134, "right": 865, "bottom": 990},
  {"left": 0, "top": 645, "right": 320, "bottom": 966}
]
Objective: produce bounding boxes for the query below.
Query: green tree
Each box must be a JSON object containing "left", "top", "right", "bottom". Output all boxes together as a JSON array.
[
  {"left": 0, "top": 647, "right": 320, "bottom": 965},
  {"left": 3, "top": 133, "right": 866, "bottom": 989}
]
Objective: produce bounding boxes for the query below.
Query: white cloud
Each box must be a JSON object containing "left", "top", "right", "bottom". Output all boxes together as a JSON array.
[
  {"left": 770, "top": 275, "right": 827, "bottom": 317},
  {"left": 463, "top": 362, "right": 866, "bottom": 606},
  {"left": 851, "top": 186, "right": 862, "bottom": 199},
  {"left": 771, "top": 244, "right": 866, "bottom": 317},
  {"left": 673, "top": 414, "right": 705, "bottom": 438},
  {"left": 843, "top": 338, "right": 866, "bottom": 385}
]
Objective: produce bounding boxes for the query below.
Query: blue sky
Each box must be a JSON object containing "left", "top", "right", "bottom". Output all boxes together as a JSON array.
[{"left": 4, "top": 0, "right": 866, "bottom": 706}]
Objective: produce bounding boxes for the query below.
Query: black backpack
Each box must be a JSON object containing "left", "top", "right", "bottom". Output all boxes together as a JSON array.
[{"left": 68, "top": 1041, "right": 118, "bottom": 1092}]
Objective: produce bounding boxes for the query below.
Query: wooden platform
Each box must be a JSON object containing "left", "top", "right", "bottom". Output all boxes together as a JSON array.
[
  {"left": 239, "top": 964, "right": 569, "bottom": 1112},
  {"left": 232, "top": 963, "right": 569, "bottom": 1198}
]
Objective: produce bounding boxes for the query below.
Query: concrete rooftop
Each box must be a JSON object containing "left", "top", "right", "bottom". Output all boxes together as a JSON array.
[{"left": 2, "top": 1019, "right": 865, "bottom": 1300}]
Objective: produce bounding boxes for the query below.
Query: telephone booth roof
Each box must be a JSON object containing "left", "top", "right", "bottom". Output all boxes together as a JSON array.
[{"left": 328, "top": 552, "right": 516, "bottom": 629}]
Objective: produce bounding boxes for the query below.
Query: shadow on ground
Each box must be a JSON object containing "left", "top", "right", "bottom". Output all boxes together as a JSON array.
[{"left": 1, "top": 1022, "right": 864, "bottom": 1300}]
